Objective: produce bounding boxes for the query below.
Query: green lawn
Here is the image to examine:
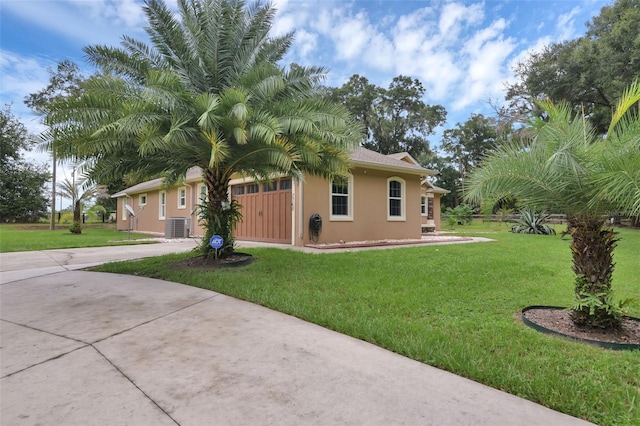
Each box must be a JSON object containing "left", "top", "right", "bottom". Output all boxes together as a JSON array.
[
  {"left": 0, "top": 223, "right": 157, "bottom": 252},
  {"left": 91, "top": 223, "right": 638, "bottom": 425}
]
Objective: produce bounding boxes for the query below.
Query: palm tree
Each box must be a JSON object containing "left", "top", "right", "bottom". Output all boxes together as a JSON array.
[
  {"left": 464, "top": 82, "right": 640, "bottom": 329},
  {"left": 57, "top": 176, "right": 99, "bottom": 234},
  {"left": 47, "top": 0, "right": 362, "bottom": 256}
]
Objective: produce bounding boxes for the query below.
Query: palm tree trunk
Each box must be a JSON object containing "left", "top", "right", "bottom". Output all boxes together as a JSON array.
[
  {"left": 69, "top": 200, "right": 83, "bottom": 234},
  {"left": 201, "top": 168, "right": 233, "bottom": 257},
  {"left": 74, "top": 200, "right": 82, "bottom": 224},
  {"left": 568, "top": 215, "right": 620, "bottom": 328}
]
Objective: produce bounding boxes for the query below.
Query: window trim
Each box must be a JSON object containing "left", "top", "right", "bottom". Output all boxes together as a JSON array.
[
  {"left": 387, "top": 177, "right": 406, "bottom": 221},
  {"left": 231, "top": 185, "right": 245, "bottom": 196},
  {"left": 279, "top": 178, "right": 292, "bottom": 190},
  {"left": 421, "top": 195, "right": 427, "bottom": 216},
  {"left": 159, "top": 191, "right": 166, "bottom": 220},
  {"left": 329, "top": 174, "right": 354, "bottom": 221},
  {"left": 177, "top": 187, "right": 187, "bottom": 209},
  {"left": 198, "top": 184, "right": 207, "bottom": 204},
  {"left": 139, "top": 193, "right": 147, "bottom": 206},
  {"left": 263, "top": 181, "right": 278, "bottom": 192}
]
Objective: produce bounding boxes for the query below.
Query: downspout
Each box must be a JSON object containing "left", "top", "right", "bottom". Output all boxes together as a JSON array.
[
  {"left": 298, "top": 178, "right": 304, "bottom": 242},
  {"left": 184, "top": 183, "right": 193, "bottom": 237},
  {"left": 291, "top": 179, "right": 296, "bottom": 246}
]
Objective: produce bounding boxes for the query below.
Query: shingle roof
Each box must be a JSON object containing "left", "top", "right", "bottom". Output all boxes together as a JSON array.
[
  {"left": 422, "top": 178, "right": 450, "bottom": 194},
  {"left": 111, "top": 167, "right": 202, "bottom": 198},
  {"left": 113, "top": 148, "right": 436, "bottom": 197},
  {"left": 350, "top": 147, "right": 436, "bottom": 175}
]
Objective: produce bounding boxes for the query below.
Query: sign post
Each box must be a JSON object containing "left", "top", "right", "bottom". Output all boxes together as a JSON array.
[
  {"left": 124, "top": 204, "right": 136, "bottom": 240},
  {"left": 209, "top": 235, "right": 224, "bottom": 259}
]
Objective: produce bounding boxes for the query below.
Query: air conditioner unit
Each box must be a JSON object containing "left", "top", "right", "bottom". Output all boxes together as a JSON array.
[{"left": 165, "top": 217, "right": 187, "bottom": 238}]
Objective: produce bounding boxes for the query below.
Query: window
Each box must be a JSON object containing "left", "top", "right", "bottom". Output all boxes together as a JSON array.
[
  {"left": 232, "top": 185, "right": 245, "bottom": 196},
  {"left": 421, "top": 196, "right": 427, "bottom": 216},
  {"left": 139, "top": 193, "right": 147, "bottom": 206},
  {"left": 159, "top": 191, "right": 166, "bottom": 219},
  {"left": 178, "top": 187, "right": 187, "bottom": 209},
  {"left": 263, "top": 181, "right": 277, "bottom": 192},
  {"left": 199, "top": 184, "right": 207, "bottom": 204},
  {"left": 280, "top": 179, "right": 292, "bottom": 190},
  {"left": 122, "top": 198, "right": 127, "bottom": 220},
  {"left": 387, "top": 177, "right": 405, "bottom": 221},
  {"left": 247, "top": 184, "right": 259, "bottom": 194},
  {"left": 330, "top": 175, "right": 353, "bottom": 221}
]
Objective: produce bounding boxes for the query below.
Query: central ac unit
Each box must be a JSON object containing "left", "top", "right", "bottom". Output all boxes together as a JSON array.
[{"left": 165, "top": 217, "right": 187, "bottom": 238}]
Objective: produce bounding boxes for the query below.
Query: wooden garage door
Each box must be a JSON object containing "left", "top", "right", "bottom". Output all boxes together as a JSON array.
[{"left": 231, "top": 178, "right": 292, "bottom": 244}]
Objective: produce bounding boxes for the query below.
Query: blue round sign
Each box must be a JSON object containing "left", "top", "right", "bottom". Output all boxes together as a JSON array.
[{"left": 209, "top": 235, "right": 224, "bottom": 249}]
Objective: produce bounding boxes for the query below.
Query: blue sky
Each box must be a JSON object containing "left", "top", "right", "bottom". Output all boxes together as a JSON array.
[{"left": 0, "top": 0, "right": 610, "bottom": 201}]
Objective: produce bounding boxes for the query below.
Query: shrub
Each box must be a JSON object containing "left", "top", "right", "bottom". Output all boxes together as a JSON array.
[
  {"left": 69, "top": 221, "right": 82, "bottom": 234},
  {"left": 444, "top": 204, "right": 474, "bottom": 225},
  {"left": 510, "top": 207, "right": 556, "bottom": 235}
]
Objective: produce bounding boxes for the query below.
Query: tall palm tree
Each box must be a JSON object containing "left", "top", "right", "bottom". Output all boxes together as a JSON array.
[
  {"left": 47, "top": 0, "right": 362, "bottom": 256},
  {"left": 465, "top": 82, "right": 640, "bottom": 329},
  {"left": 57, "top": 176, "right": 99, "bottom": 234}
]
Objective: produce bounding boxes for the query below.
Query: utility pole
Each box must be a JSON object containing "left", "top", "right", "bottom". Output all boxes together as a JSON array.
[{"left": 50, "top": 151, "right": 56, "bottom": 230}]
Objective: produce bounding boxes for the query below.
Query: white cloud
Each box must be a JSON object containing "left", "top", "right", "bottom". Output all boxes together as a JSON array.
[
  {"left": 452, "top": 18, "right": 516, "bottom": 109},
  {"left": 330, "top": 10, "right": 377, "bottom": 61},
  {"left": 69, "top": 0, "right": 146, "bottom": 27},
  {"left": 438, "top": 2, "right": 484, "bottom": 42},
  {"left": 556, "top": 6, "right": 582, "bottom": 41},
  {"left": 293, "top": 30, "right": 318, "bottom": 59},
  {"left": 2, "top": 0, "right": 146, "bottom": 48},
  {"left": 0, "top": 51, "right": 51, "bottom": 131}
]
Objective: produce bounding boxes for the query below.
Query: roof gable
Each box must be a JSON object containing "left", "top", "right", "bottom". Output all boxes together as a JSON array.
[
  {"left": 386, "top": 152, "right": 421, "bottom": 167},
  {"left": 350, "top": 148, "right": 436, "bottom": 176}
]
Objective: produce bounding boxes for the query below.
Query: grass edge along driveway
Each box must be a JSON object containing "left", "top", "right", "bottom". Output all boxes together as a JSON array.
[
  {"left": 0, "top": 224, "right": 158, "bottom": 253},
  {"left": 92, "top": 224, "right": 639, "bottom": 425}
]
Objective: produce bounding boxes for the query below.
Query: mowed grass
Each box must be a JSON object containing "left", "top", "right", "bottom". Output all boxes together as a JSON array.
[
  {"left": 0, "top": 223, "right": 156, "bottom": 252},
  {"left": 94, "top": 222, "right": 640, "bottom": 425}
]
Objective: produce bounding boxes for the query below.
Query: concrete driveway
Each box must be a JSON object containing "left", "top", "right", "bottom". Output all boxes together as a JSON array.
[{"left": 0, "top": 241, "right": 592, "bottom": 425}]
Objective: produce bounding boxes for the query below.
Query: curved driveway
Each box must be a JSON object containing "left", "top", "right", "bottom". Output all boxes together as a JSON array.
[{"left": 0, "top": 240, "right": 592, "bottom": 425}]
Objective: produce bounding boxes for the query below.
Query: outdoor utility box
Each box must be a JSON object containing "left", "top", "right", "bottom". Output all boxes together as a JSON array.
[{"left": 165, "top": 217, "right": 188, "bottom": 238}]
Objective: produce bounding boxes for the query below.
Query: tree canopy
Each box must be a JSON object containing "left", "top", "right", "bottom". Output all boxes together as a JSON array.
[
  {"left": 0, "top": 107, "right": 51, "bottom": 222},
  {"left": 47, "top": 0, "right": 363, "bottom": 256},
  {"left": 505, "top": 0, "right": 640, "bottom": 134},
  {"left": 328, "top": 74, "right": 446, "bottom": 159}
]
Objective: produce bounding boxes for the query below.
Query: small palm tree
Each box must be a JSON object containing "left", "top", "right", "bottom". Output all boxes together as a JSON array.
[
  {"left": 47, "top": 0, "right": 362, "bottom": 256},
  {"left": 465, "top": 82, "right": 640, "bottom": 329},
  {"left": 57, "top": 176, "right": 99, "bottom": 234}
]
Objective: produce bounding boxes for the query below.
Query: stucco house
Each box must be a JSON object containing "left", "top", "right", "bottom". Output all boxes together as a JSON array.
[{"left": 112, "top": 147, "right": 448, "bottom": 246}]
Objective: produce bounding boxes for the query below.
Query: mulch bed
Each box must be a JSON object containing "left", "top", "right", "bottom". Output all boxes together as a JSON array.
[{"left": 522, "top": 307, "right": 640, "bottom": 345}]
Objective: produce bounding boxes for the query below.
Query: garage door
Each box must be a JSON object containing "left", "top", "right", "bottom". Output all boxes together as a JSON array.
[{"left": 231, "top": 178, "right": 292, "bottom": 244}]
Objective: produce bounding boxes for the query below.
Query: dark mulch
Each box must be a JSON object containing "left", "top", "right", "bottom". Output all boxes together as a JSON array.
[
  {"left": 171, "top": 252, "right": 253, "bottom": 269},
  {"left": 523, "top": 307, "right": 640, "bottom": 345}
]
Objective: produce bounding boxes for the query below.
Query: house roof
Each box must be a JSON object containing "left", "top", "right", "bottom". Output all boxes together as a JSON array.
[
  {"left": 422, "top": 178, "right": 450, "bottom": 194},
  {"left": 385, "top": 152, "right": 421, "bottom": 166},
  {"left": 111, "top": 167, "right": 202, "bottom": 198},
  {"left": 350, "top": 148, "right": 437, "bottom": 176},
  {"left": 113, "top": 148, "right": 436, "bottom": 197}
]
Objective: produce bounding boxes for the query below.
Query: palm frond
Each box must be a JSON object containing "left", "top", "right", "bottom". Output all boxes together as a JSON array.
[{"left": 608, "top": 79, "right": 640, "bottom": 136}]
